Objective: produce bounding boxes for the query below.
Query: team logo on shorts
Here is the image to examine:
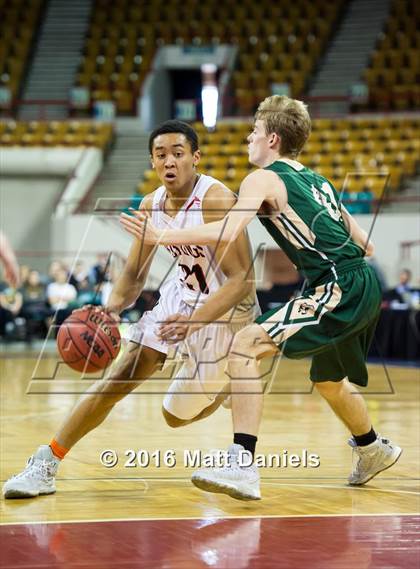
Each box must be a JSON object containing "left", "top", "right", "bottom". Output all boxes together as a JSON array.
[{"left": 297, "top": 302, "right": 314, "bottom": 315}]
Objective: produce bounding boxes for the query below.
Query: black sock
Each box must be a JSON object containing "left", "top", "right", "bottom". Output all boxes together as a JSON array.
[
  {"left": 352, "top": 427, "right": 377, "bottom": 447},
  {"left": 234, "top": 433, "right": 257, "bottom": 458}
]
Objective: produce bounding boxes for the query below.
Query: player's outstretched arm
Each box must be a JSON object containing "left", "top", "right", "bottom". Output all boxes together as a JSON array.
[
  {"left": 120, "top": 169, "right": 284, "bottom": 247},
  {"left": 107, "top": 194, "right": 157, "bottom": 315}
]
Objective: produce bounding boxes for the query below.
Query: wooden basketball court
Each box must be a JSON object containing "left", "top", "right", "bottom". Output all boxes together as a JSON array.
[{"left": 1, "top": 345, "right": 419, "bottom": 567}]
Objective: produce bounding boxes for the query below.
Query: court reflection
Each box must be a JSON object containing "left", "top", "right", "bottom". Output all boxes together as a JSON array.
[{"left": 1, "top": 515, "right": 418, "bottom": 569}]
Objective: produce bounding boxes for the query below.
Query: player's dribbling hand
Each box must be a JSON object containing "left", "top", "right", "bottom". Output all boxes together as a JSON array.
[
  {"left": 120, "top": 209, "right": 161, "bottom": 244},
  {"left": 158, "top": 313, "right": 199, "bottom": 344},
  {"left": 102, "top": 306, "right": 121, "bottom": 324},
  {"left": 73, "top": 305, "right": 121, "bottom": 324}
]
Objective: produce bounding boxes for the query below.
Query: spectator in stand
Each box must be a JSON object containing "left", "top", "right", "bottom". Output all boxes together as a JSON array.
[
  {"left": 0, "top": 284, "right": 24, "bottom": 338},
  {"left": 89, "top": 253, "right": 109, "bottom": 285},
  {"left": 48, "top": 260, "right": 78, "bottom": 289},
  {"left": 21, "top": 270, "right": 51, "bottom": 338},
  {"left": 100, "top": 264, "right": 117, "bottom": 307},
  {"left": 70, "top": 260, "right": 90, "bottom": 291},
  {"left": 19, "top": 265, "right": 31, "bottom": 288},
  {"left": 395, "top": 269, "right": 413, "bottom": 297},
  {"left": 385, "top": 269, "right": 419, "bottom": 307},
  {"left": 47, "top": 268, "right": 77, "bottom": 327},
  {"left": 47, "top": 260, "right": 64, "bottom": 284},
  {"left": 75, "top": 276, "right": 98, "bottom": 307}
]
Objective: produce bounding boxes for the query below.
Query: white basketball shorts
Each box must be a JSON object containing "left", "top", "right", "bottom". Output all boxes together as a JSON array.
[{"left": 125, "top": 280, "right": 253, "bottom": 420}]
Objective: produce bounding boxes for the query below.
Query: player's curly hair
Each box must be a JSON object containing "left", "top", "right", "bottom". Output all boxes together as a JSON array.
[
  {"left": 149, "top": 120, "right": 199, "bottom": 154},
  {"left": 255, "top": 95, "right": 311, "bottom": 158}
]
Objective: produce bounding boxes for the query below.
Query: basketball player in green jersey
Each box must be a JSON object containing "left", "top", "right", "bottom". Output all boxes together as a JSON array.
[{"left": 120, "top": 95, "right": 402, "bottom": 500}]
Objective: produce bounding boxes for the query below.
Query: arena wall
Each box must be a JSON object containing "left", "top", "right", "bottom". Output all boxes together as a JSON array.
[{"left": 1, "top": 177, "right": 65, "bottom": 271}]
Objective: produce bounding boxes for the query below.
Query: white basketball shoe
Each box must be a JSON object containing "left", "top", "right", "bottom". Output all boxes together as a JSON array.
[
  {"left": 191, "top": 444, "right": 261, "bottom": 500},
  {"left": 348, "top": 435, "right": 402, "bottom": 486},
  {"left": 3, "top": 445, "right": 60, "bottom": 499}
]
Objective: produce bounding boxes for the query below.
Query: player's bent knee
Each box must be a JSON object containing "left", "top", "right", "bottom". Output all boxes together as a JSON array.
[
  {"left": 231, "top": 324, "right": 261, "bottom": 352},
  {"left": 231, "top": 324, "right": 277, "bottom": 359}
]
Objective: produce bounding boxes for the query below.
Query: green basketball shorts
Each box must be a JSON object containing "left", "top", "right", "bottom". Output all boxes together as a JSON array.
[{"left": 255, "top": 259, "right": 381, "bottom": 386}]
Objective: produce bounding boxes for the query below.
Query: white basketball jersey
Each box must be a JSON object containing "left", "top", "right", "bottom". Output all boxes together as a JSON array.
[{"left": 151, "top": 174, "right": 259, "bottom": 322}]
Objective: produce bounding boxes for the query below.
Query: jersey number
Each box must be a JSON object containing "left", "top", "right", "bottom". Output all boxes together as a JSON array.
[
  {"left": 311, "top": 182, "right": 341, "bottom": 221},
  {"left": 179, "top": 263, "right": 209, "bottom": 294}
]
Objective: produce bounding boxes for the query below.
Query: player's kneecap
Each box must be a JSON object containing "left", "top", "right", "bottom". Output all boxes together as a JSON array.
[{"left": 162, "top": 390, "right": 211, "bottom": 425}]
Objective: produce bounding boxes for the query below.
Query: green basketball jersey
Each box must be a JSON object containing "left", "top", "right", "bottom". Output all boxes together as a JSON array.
[{"left": 258, "top": 159, "right": 365, "bottom": 285}]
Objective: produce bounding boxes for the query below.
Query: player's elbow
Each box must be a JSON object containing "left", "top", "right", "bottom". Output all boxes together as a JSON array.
[{"left": 365, "top": 241, "right": 374, "bottom": 257}]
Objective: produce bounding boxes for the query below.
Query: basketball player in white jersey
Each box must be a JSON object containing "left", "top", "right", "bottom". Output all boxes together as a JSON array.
[{"left": 3, "top": 120, "right": 258, "bottom": 499}]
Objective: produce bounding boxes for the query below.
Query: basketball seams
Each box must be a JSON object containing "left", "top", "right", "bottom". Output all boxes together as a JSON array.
[
  {"left": 68, "top": 319, "right": 114, "bottom": 360},
  {"left": 66, "top": 314, "right": 119, "bottom": 359},
  {"left": 57, "top": 309, "right": 121, "bottom": 373},
  {"left": 57, "top": 328, "right": 84, "bottom": 364},
  {"left": 87, "top": 318, "right": 118, "bottom": 359},
  {"left": 57, "top": 327, "right": 99, "bottom": 373},
  {"left": 66, "top": 326, "right": 105, "bottom": 372}
]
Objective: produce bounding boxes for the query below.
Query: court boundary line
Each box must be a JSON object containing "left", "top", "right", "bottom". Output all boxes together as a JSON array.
[
  {"left": 1, "top": 511, "right": 418, "bottom": 527},
  {"left": 45, "top": 479, "right": 418, "bottom": 496},
  {"left": 262, "top": 481, "right": 420, "bottom": 496},
  {"left": 1, "top": 481, "right": 419, "bottom": 527},
  {"left": 2, "top": 476, "right": 418, "bottom": 482},
  {"left": 8, "top": 475, "right": 415, "bottom": 480}
]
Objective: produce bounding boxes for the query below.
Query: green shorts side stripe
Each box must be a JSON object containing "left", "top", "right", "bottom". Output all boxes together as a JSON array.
[{"left": 255, "top": 264, "right": 382, "bottom": 387}]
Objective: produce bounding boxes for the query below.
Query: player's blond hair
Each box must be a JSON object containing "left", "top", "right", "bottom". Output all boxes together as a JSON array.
[{"left": 255, "top": 95, "right": 311, "bottom": 158}]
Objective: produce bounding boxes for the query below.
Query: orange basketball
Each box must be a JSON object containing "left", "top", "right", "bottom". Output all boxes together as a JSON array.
[{"left": 56, "top": 308, "right": 121, "bottom": 373}]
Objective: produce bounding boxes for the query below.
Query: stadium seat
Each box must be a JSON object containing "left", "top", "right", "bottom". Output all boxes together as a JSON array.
[
  {"left": 0, "top": 0, "right": 44, "bottom": 109},
  {"left": 364, "top": 0, "right": 420, "bottom": 110},
  {"left": 0, "top": 121, "right": 114, "bottom": 150},
  {"left": 137, "top": 116, "right": 419, "bottom": 198},
  {"left": 72, "top": 0, "right": 345, "bottom": 116}
]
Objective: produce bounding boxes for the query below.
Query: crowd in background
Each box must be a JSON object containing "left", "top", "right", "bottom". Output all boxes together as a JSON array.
[
  {"left": 381, "top": 268, "right": 420, "bottom": 308},
  {"left": 0, "top": 254, "right": 123, "bottom": 342}
]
